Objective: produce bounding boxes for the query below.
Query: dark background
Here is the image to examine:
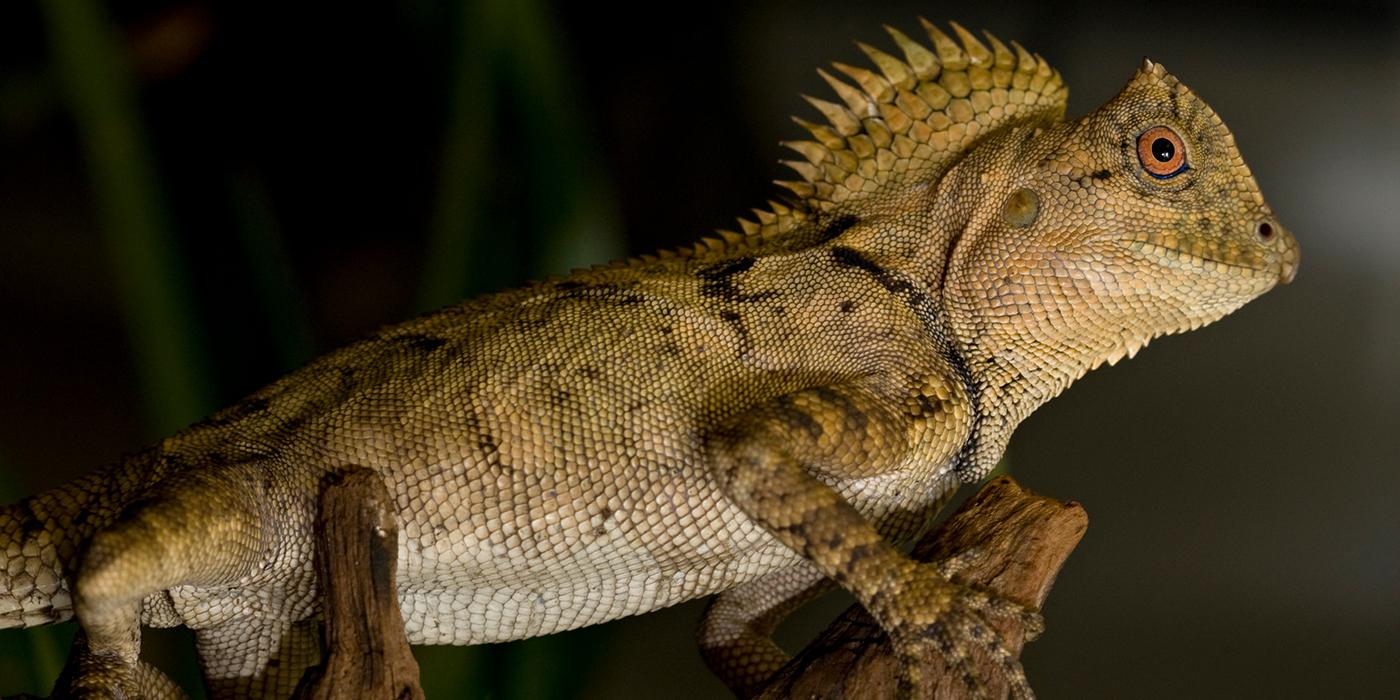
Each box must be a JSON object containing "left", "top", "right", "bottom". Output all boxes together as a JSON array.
[{"left": 1, "top": 0, "right": 1396, "bottom": 697}]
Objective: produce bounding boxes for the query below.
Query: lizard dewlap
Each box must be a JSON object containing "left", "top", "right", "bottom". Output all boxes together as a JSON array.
[{"left": 1, "top": 19, "right": 1296, "bottom": 700}]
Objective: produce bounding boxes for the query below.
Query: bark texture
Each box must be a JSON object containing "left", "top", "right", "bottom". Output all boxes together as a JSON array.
[{"left": 294, "top": 468, "right": 423, "bottom": 700}]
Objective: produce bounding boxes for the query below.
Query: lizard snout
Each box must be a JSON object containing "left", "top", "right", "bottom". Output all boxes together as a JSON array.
[{"left": 1256, "top": 218, "right": 1299, "bottom": 284}]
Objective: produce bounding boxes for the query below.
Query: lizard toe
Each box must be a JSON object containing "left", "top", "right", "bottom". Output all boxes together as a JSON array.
[{"left": 877, "top": 562, "right": 1039, "bottom": 700}]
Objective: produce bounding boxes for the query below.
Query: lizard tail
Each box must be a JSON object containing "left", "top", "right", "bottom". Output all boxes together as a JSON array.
[
  {"left": 0, "top": 496, "right": 77, "bottom": 629},
  {"left": 0, "top": 457, "right": 159, "bottom": 630}
]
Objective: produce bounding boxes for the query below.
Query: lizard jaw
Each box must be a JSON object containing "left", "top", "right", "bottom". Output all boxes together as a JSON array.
[
  {"left": 1115, "top": 237, "right": 1284, "bottom": 283},
  {"left": 1111, "top": 217, "right": 1300, "bottom": 286}
]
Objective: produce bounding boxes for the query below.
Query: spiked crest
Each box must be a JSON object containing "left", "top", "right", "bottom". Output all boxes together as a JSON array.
[
  {"left": 738, "top": 21, "right": 1068, "bottom": 241},
  {"left": 621, "top": 20, "right": 1070, "bottom": 266}
]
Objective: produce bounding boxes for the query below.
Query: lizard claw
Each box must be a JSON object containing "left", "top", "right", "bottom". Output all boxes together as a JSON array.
[
  {"left": 932, "top": 545, "right": 985, "bottom": 580},
  {"left": 932, "top": 546, "right": 1046, "bottom": 642},
  {"left": 874, "top": 561, "right": 1041, "bottom": 700}
]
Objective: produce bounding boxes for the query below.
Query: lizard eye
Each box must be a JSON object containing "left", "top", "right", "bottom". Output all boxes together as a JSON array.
[{"left": 1137, "top": 126, "right": 1187, "bottom": 178}]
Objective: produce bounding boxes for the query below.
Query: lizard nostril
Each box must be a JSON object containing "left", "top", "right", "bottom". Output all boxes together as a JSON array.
[{"left": 1256, "top": 221, "right": 1274, "bottom": 241}]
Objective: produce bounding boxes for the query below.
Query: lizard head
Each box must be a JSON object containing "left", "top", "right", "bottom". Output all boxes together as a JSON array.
[{"left": 944, "top": 60, "right": 1298, "bottom": 387}]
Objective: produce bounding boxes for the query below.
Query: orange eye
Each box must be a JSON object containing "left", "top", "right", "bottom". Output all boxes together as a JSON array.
[{"left": 1137, "top": 126, "right": 1187, "bottom": 178}]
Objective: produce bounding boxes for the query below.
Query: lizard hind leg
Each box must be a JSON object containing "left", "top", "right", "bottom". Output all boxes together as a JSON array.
[
  {"left": 196, "top": 615, "right": 322, "bottom": 699},
  {"left": 55, "top": 630, "right": 189, "bottom": 700},
  {"left": 65, "top": 467, "right": 277, "bottom": 698},
  {"left": 697, "top": 563, "right": 832, "bottom": 698}
]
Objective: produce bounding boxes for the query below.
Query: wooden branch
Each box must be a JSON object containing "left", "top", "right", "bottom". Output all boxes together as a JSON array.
[
  {"left": 294, "top": 468, "right": 424, "bottom": 700},
  {"left": 756, "top": 476, "right": 1088, "bottom": 699}
]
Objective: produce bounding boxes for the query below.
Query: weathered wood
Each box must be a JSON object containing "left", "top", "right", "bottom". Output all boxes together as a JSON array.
[
  {"left": 294, "top": 468, "right": 423, "bottom": 700},
  {"left": 756, "top": 476, "right": 1088, "bottom": 699}
]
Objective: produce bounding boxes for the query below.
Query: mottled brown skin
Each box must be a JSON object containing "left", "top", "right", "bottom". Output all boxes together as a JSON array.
[{"left": 1, "top": 21, "right": 1296, "bottom": 700}]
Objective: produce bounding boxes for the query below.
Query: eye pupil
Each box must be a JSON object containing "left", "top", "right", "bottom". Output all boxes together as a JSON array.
[
  {"left": 1152, "top": 137, "right": 1175, "bottom": 163},
  {"left": 1137, "top": 126, "right": 1187, "bottom": 178}
]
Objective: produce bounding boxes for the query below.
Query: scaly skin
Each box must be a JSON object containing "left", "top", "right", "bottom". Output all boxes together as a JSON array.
[{"left": 1, "top": 21, "right": 1297, "bottom": 700}]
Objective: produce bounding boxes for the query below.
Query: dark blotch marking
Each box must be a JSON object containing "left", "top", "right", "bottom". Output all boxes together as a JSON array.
[
  {"left": 553, "top": 281, "right": 645, "bottom": 305},
  {"left": 779, "top": 519, "right": 810, "bottom": 543},
  {"left": 839, "top": 300, "right": 857, "bottom": 313},
  {"left": 579, "top": 366, "right": 602, "bottom": 380},
  {"left": 697, "top": 256, "right": 778, "bottom": 303},
  {"left": 846, "top": 541, "right": 883, "bottom": 570},
  {"left": 774, "top": 395, "right": 823, "bottom": 440},
  {"left": 811, "top": 386, "right": 869, "bottom": 434},
  {"left": 698, "top": 256, "right": 754, "bottom": 279},
  {"left": 832, "top": 246, "right": 888, "bottom": 278},
  {"left": 1076, "top": 168, "right": 1112, "bottom": 187},
  {"left": 823, "top": 530, "right": 847, "bottom": 552},
  {"left": 947, "top": 340, "right": 984, "bottom": 482},
  {"left": 814, "top": 214, "right": 859, "bottom": 244},
  {"left": 831, "top": 246, "right": 928, "bottom": 309},
  {"left": 658, "top": 325, "right": 673, "bottom": 335},
  {"left": 396, "top": 333, "right": 448, "bottom": 353},
  {"left": 719, "top": 309, "right": 748, "bottom": 339},
  {"left": 477, "top": 431, "right": 516, "bottom": 472},
  {"left": 909, "top": 393, "right": 949, "bottom": 419},
  {"left": 16, "top": 499, "right": 44, "bottom": 540},
  {"left": 594, "top": 506, "right": 614, "bottom": 537},
  {"left": 199, "top": 396, "right": 272, "bottom": 428}
]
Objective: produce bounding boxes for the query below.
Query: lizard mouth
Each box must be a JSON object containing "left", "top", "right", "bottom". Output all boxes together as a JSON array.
[{"left": 1113, "top": 237, "right": 1281, "bottom": 281}]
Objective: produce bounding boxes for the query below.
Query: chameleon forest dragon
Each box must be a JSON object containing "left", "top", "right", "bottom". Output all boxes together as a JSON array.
[{"left": 1, "top": 18, "right": 1297, "bottom": 700}]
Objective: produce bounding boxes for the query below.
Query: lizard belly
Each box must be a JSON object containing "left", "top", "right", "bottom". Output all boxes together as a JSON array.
[
  {"left": 391, "top": 454, "right": 959, "bottom": 645},
  {"left": 389, "top": 450, "right": 804, "bottom": 644},
  {"left": 397, "top": 542, "right": 798, "bottom": 645}
]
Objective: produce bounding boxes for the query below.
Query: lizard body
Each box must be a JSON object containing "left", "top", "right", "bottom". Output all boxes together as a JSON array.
[{"left": 1, "top": 20, "right": 1297, "bottom": 699}]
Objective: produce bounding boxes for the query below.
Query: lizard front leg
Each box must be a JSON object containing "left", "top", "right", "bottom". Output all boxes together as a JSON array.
[{"left": 707, "top": 381, "right": 1034, "bottom": 699}]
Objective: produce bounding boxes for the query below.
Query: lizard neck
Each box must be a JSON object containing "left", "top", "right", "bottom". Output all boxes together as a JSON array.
[{"left": 928, "top": 135, "right": 1155, "bottom": 479}]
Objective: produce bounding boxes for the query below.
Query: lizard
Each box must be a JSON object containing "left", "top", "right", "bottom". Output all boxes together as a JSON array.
[{"left": 0, "top": 18, "right": 1298, "bottom": 700}]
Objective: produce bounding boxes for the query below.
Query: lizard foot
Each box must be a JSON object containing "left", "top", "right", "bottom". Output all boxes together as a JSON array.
[
  {"left": 54, "top": 632, "right": 188, "bottom": 700},
  {"left": 932, "top": 545, "right": 1045, "bottom": 642},
  {"left": 931, "top": 545, "right": 983, "bottom": 580},
  {"left": 940, "top": 546, "right": 1041, "bottom": 644},
  {"left": 874, "top": 561, "right": 1041, "bottom": 700}
]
